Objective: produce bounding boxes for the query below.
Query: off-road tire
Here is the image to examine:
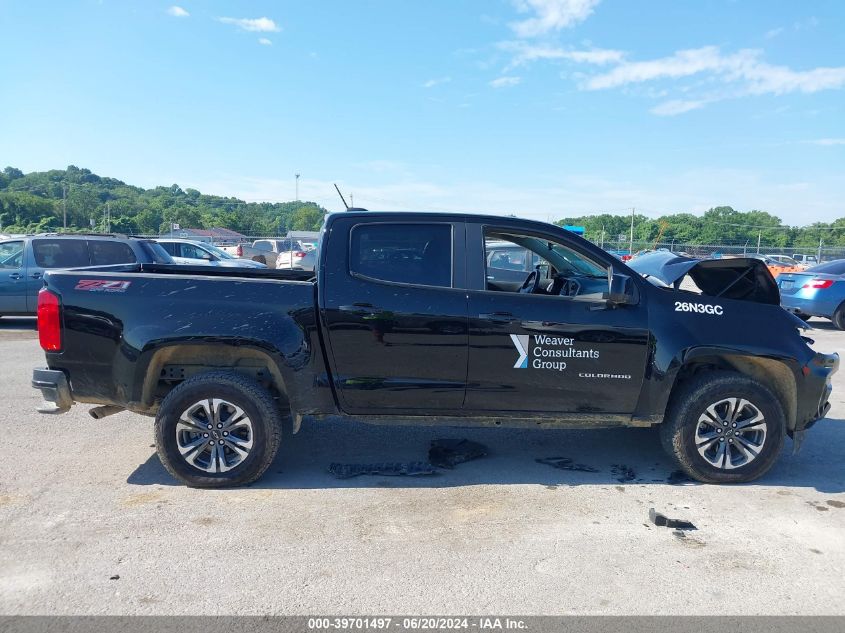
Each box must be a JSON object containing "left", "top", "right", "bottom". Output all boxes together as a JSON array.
[
  {"left": 155, "top": 371, "right": 282, "bottom": 488},
  {"left": 660, "top": 371, "right": 785, "bottom": 484},
  {"left": 832, "top": 303, "right": 845, "bottom": 330}
]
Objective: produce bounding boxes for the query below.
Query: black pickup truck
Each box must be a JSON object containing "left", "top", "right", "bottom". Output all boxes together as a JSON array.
[{"left": 32, "top": 211, "right": 838, "bottom": 487}]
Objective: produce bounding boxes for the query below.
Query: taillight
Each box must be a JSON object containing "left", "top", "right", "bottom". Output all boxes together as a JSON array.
[
  {"left": 37, "top": 289, "right": 62, "bottom": 352},
  {"left": 294, "top": 251, "right": 306, "bottom": 258},
  {"left": 802, "top": 278, "right": 834, "bottom": 289},
  {"left": 236, "top": 245, "right": 243, "bottom": 257}
]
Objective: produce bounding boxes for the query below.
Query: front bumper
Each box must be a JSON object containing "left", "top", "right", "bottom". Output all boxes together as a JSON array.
[
  {"left": 32, "top": 367, "right": 73, "bottom": 414},
  {"left": 798, "top": 352, "right": 839, "bottom": 431}
]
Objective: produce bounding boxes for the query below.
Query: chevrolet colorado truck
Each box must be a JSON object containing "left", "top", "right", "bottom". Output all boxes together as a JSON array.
[{"left": 31, "top": 212, "right": 838, "bottom": 487}]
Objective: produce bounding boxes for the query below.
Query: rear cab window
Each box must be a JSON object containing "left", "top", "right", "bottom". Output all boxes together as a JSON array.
[{"left": 349, "top": 223, "right": 452, "bottom": 288}]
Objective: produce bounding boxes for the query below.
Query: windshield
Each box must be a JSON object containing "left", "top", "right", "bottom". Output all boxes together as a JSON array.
[
  {"left": 204, "top": 243, "right": 235, "bottom": 259},
  {"left": 140, "top": 241, "right": 174, "bottom": 263}
]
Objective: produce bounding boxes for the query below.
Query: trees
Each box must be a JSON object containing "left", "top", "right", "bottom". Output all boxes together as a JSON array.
[
  {"left": 0, "top": 166, "right": 331, "bottom": 236},
  {"left": 0, "top": 165, "right": 841, "bottom": 245},
  {"left": 289, "top": 204, "right": 325, "bottom": 231}
]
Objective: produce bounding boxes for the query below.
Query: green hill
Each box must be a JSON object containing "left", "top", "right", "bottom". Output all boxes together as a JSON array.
[{"left": 0, "top": 165, "right": 327, "bottom": 235}]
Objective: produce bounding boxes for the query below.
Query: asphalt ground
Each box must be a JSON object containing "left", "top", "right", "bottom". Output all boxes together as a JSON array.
[{"left": 0, "top": 316, "right": 843, "bottom": 615}]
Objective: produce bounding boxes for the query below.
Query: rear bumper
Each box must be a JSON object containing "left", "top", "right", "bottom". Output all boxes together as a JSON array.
[
  {"left": 31, "top": 367, "right": 73, "bottom": 414},
  {"left": 781, "top": 294, "right": 839, "bottom": 318}
]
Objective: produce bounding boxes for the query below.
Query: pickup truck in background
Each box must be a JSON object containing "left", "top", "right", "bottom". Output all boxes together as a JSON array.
[
  {"left": 0, "top": 234, "right": 172, "bottom": 317},
  {"left": 220, "top": 238, "right": 307, "bottom": 268},
  {"left": 32, "top": 212, "right": 837, "bottom": 487}
]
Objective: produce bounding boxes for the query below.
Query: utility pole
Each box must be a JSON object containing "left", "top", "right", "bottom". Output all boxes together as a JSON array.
[
  {"left": 106, "top": 202, "right": 111, "bottom": 233},
  {"left": 757, "top": 231, "right": 761, "bottom": 254},
  {"left": 628, "top": 207, "right": 635, "bottom": 256},
  {"left": 62, "top": 184, "right": 67, "bottom": 230},
  {"left": 295, "top": 173, "right": 300, "bottom": 201},
  {"left": 600, "top": 225, "right": 605, "bottom": 250},
  {"left": 350, "top": 193, "right": 354, "bottom": 208},
  {"left": 818, "top": 237, "right": 823, "bottom": 263}
]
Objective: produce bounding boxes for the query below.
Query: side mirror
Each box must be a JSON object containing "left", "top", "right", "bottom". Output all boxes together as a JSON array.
[
  {"left": 608, "top": 273, "right": 637, "bottom": 305},
  {"left": 201, "top": 252, "right": 213, "bottom": 261}
]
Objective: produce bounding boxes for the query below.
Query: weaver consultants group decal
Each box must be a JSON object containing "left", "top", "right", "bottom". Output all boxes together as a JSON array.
[{"left": 510, "top": 333, "right": 608, "bottom": 373}]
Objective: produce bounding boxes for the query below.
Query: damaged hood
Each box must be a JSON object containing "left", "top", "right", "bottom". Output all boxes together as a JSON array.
[{"left": 628, "top": 251, "right": 780, "bottom": 305}]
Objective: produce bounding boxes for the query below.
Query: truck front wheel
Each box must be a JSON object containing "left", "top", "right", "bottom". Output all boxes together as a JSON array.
[
  {"left": 154, "top": 371, "right": 282, "bottom": 488},
  {"left": 660, "top": 371, "right": 785, "bottom": 483}
]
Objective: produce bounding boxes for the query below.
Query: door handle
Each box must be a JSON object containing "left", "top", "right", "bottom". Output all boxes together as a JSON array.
[
  {"left": 9, "top": 273, "right": 22, "bottom": 280},
  {"left": 30, "top": 273, "right": 42, "bottom": 279},
  {"left": 478, "top": 311, "right": 517, "bottom": 323},
  {"left": 338, "top": 302, "right": 382, "bottom": 315}
]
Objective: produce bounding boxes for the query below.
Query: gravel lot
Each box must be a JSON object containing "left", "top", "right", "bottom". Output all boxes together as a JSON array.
[{"left": 1, "top": 316, "right": 844, "bottom": 615}]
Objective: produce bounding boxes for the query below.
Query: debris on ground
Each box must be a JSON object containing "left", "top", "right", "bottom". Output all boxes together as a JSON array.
[
  {"left": 109, "top": 575, "right": 120, "bottom": 580},
  {"left": 611, "top": 464, "right": 636, "bottom": 482},
  {"left": 536, "top": 457, "right": 599, "bottom": 473},
  {"left": 649, "top": 507, "right": 697, "bottom": 530},
  {"left": 328, "top": 462, "right": 437, "bottom": 479},
  {"left": 429, "top": 438, "right": 487, "bottom": 469},
  {"left": 667, "top": 470, "right": 694, "bottom": 485}
]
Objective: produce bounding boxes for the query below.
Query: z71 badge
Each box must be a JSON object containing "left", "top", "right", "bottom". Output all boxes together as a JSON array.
[
  {"left": 674, "top": 301, "right": 723, "bottom": 315},
  {"left": 74, "top": 279, "right": 132, "bottom": 293}
]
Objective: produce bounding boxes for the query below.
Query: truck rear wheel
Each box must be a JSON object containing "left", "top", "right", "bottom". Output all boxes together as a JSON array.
[
  {"left": 660, "top": 371, "right": 785, "bottom": 483},
  {"left": 154, "top": 371, "right": 282, "bottom": 488}
]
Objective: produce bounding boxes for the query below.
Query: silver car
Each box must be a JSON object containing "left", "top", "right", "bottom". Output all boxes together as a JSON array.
[{"left": 157, "top": 239, "right": 267, "bottom": 268}]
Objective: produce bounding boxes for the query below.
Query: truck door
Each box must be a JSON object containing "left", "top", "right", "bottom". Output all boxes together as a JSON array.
[
  {"left": 0, "top": 240, "right": 27, "bottom": 314},
  {"left": 463, "top": 223, "right": 650, "bottom": 414},
  {"left": 320, "top": 218, "right": 468, "bottom": 414}
]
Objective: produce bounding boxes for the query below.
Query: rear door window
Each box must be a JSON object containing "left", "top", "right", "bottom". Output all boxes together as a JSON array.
[
  {"left": 159, "top": 242, "right": 179, "bottom": 256},
  {"left": 88, "top": 241, "right": 137, "bottom": 265},
  {"left": 350, "top": 223, "right": 452, "bottom": 287},
  {"left": 32, "top": 239, "right": 91, "bottom": 268}
]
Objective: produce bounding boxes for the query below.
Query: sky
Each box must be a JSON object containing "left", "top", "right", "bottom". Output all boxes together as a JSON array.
[{"left": 0, "top": 0, "right": 843, "bottom": 224}]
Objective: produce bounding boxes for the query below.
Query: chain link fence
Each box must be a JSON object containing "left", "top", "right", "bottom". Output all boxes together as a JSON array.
[{"left": 590, "top": 238, "right": 843, "bottom": 262}]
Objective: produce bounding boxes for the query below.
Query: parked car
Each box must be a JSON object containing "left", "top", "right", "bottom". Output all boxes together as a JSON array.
[
  {"left": 275, "top": 247, "right": 316, "bottom": 271},
  {"left": 792, "top": 254, "right": 819, "bottom": 266},
  {"left": 768, "top": 254, "right": 806, "bottom": 269},
  {"left": 220, "top": 238, "right": 306, "bottom": 269},
  {"left": 742, "top": 254, "right": 803, "bottom": 278},
  {"left": 0, "top": 234, "right": 172, "bottom": 316},
  {"left": 32, "top": 212, "right": 837, "bottom": 488},
  {"left": 779, "top": 259, "right": 845, "bottom": 328},
  {"left": 157, "top": 239, "right": 266, "bottom": 268}
]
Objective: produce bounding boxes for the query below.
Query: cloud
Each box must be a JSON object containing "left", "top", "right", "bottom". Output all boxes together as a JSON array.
[
  {"left": 258, "top": 38, "right": 273, "bottom": 46},
  {"left": 650, "top": 99, "right": 710, "bottom": 116},
  {"left": 807, "top": 138, "right": 845, "bottom": 146},
  {"left": 217, "top": 17, "right": 281, "bottom": 32},
  {"left": 490, "top": 76, "right": 522, "bottom": 88},
  {"left": 510, "top": 0, "right": 601, "bottom": 37},
  {"left": 764, "top": 27, "right": 784, "bottom": 39},
  {"left": 422, "top": 77, "right": 451, "bottom": 88},
  {"left": 166, "top": 6, "right": 189, "bottom": 18},
  {"left": 583, "top": 46, "right": 845, "bottom": 99},
  {"left": 500, "top": 41, "right": 624, "bottom": 70}
]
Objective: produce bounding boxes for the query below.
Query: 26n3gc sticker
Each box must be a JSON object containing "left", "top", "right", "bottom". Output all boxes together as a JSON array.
[
  {"left": 674, "top": 301, "right": 723, "bottom": 315},
  {"left": 74, "top": 279, "right": 132, "bottom": 293}
]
